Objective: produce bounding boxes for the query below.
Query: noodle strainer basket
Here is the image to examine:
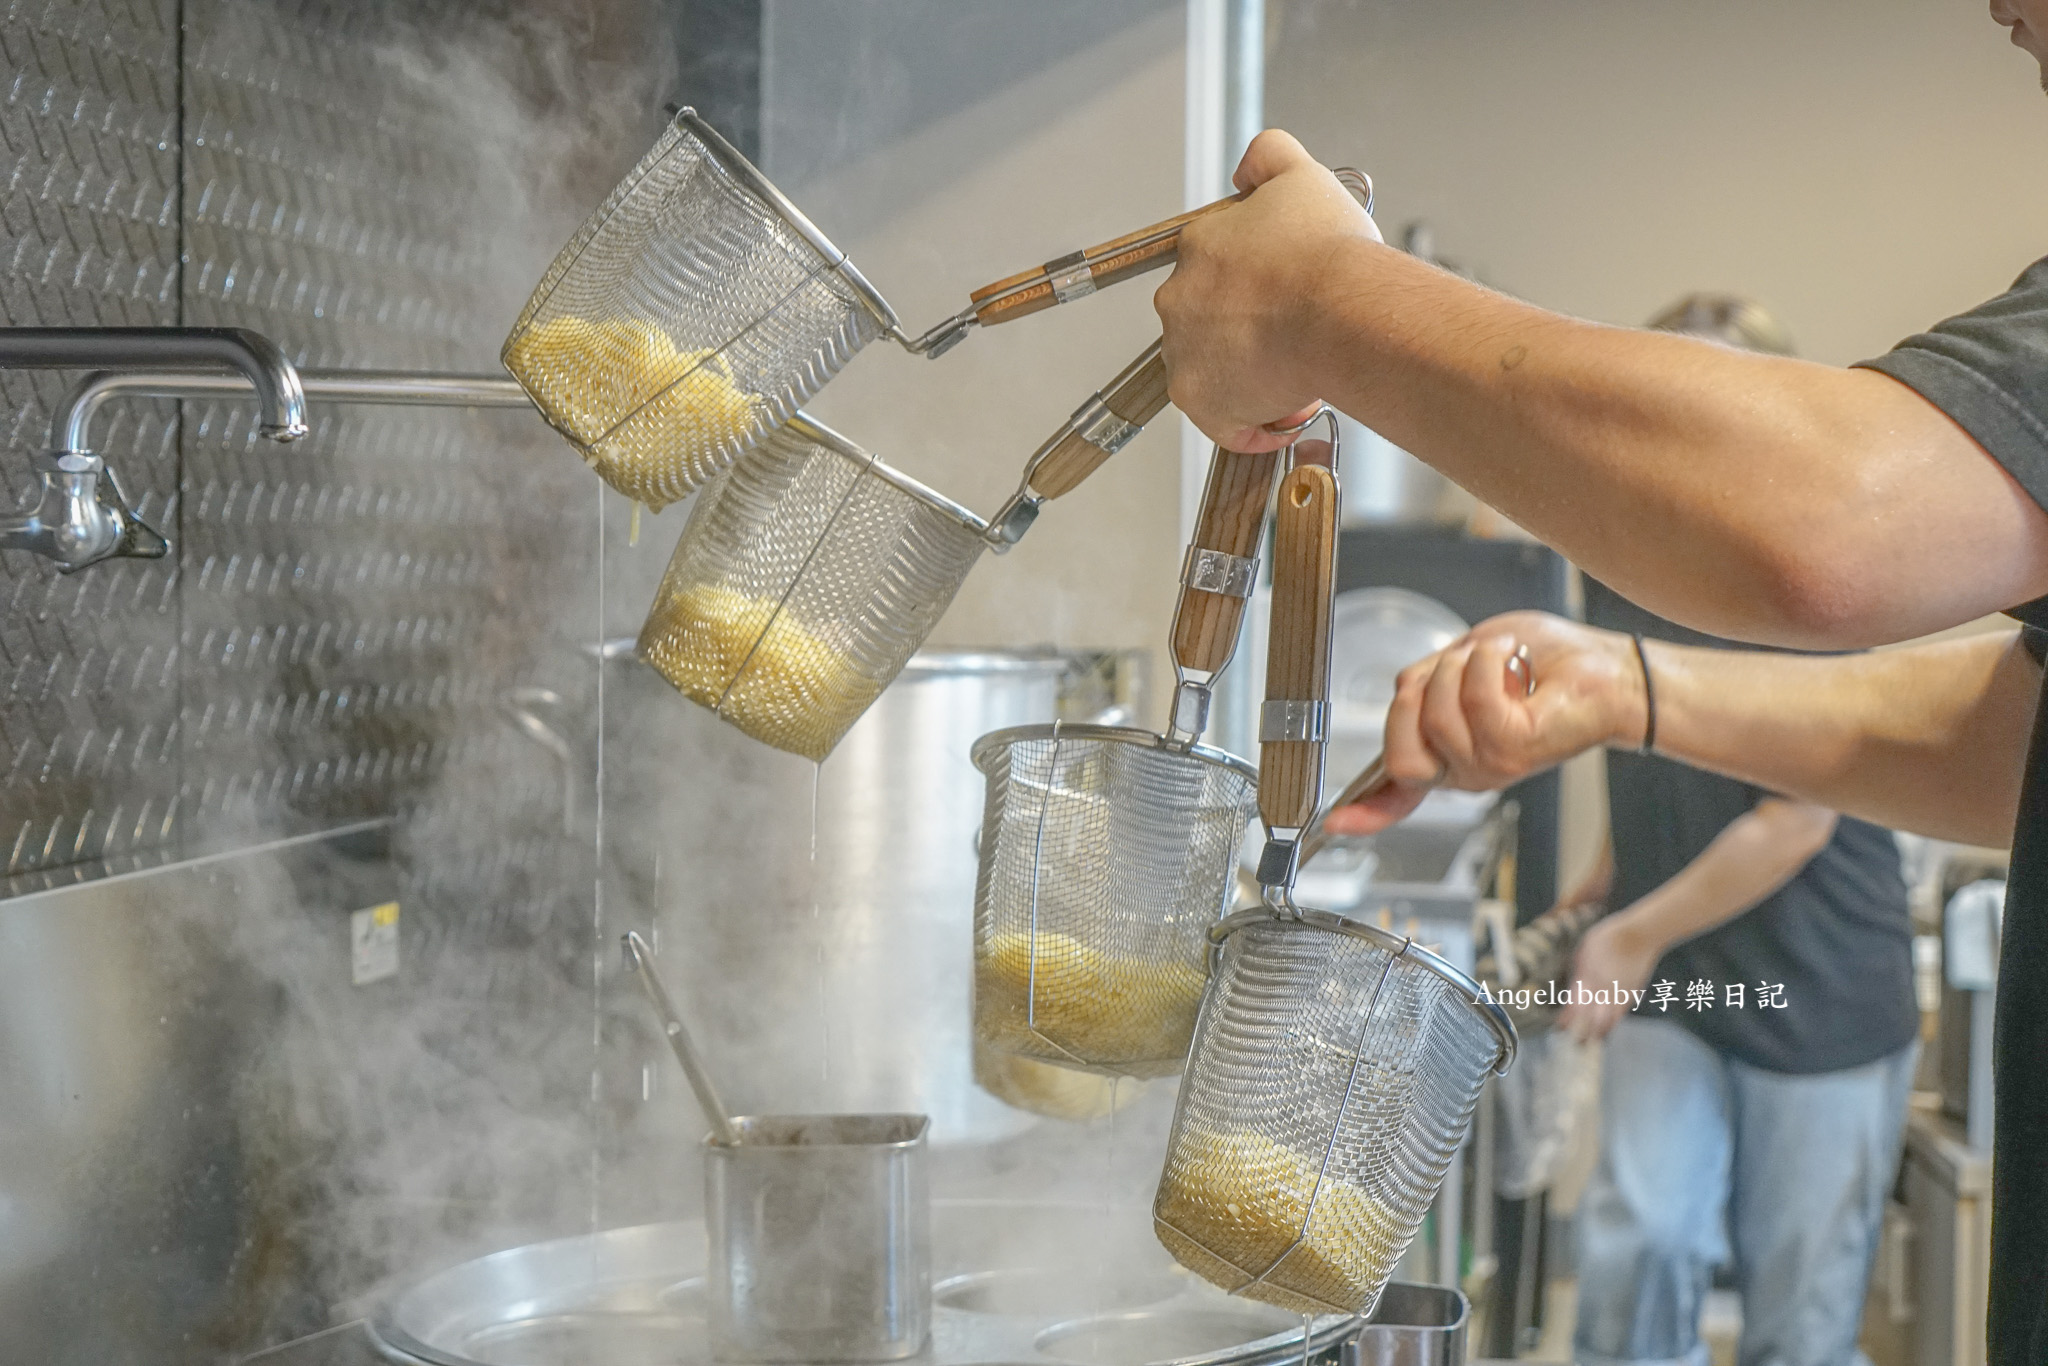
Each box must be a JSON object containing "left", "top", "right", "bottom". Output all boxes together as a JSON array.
[
  {"left": 504, "top": 107, "right": 1267, "bottom": 510},
  {"left": 637, "top": 342, "right": 1171, "bottom": 760},
  {"left": 1151, "top": 458, "right": 1517, "bottom": 1318},
  {"left": 967, "top": 433, "right": 1307, "bottom": 1077}
]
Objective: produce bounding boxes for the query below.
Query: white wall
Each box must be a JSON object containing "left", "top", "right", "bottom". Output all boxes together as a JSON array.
[
  {"left": 1268, "top": 0, "right": 2048, "bottom": 365},
  {"left": 756, "top": 0, "right": 1188, "bottom": 713}
]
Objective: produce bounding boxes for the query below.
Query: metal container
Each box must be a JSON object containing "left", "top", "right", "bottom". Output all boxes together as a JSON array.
[
  {"left": 969, "top": 723, "right": 1258, "bottom": 1077},
  {"left": 636, "top": 416, "right": 993, "bottom": 761},
  {"left": 706, "top": 1113, "right": 932, "bottom": 1362},
  {"left": 609, "top": 649, "right": 1134, "bottom": 1146},
  {"left": 1345, "top": 1283, "right": 1470, "bottom": 1366},
  {"left": 368, "top": 1200, "right": 1359, "bottom": 1366},
  {"left": 1153, "top": 460, "right": 1516, "bottom": 1319}
]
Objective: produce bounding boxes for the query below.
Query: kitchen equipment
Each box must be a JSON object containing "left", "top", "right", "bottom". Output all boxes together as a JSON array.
[
  {"left": 623, "top": 931, "right": 742, "bottom": 1147},
  {"left": 968, "top": 722, "right": 1256, "bottom": 1077},
  {"left": 1894, "top": 1109, "right": 1992, "bottom": 1366},
  {"left": 967, "top": 442, "right": 1282, "bottom": 1078},
  {"left": 972, "top": 1038, "right": 1138, "bottom": 1122},
  {"left": 368, "top": 1201, "right": 1359, "bottom": 1366},
  {"left": 984, "top": 339, "right": 1171, "bottom": 547},
  {"left": 501, "top": 103, "right": 1298, "bottom": 508},
  {"left": 707, "top": 1114, "right": 932, "bottom": 1363},
  {"left": 1941, "top": 877, "right": 2003, "bottom": 1151},
  {"left": 618, "top": 933, "right": 933, "bottom": 1362},
  {"left": 636, "top": 343, "right": 1167, "bottom": 760},
  {"left": 1345, "top": 1283, "right": 1470, "bottom": 1366},
  {"left": 923, "top": 165, "right": 1372, "bottom": 363},
  {"left": 608, "top": 649, "right": 1093, "bottom": 1146},
  {"left": 1152, "top": 457, "right": 1517, "bottom": 1318}
]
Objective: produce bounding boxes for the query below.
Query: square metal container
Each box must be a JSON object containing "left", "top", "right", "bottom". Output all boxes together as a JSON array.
[{"left": 706, "top": 1113, "right": 932, "bottom": 1362}]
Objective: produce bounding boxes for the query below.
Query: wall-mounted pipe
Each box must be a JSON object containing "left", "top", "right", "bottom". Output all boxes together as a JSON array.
[
  {"left": 0, "top": 328, "right": 309, "bottom": 441},
  {"left": 56, "top": 369, "right": 530, "bottom": 455},
  {"left": 0, "top": 326, "right": 535, "bottom": 573}
]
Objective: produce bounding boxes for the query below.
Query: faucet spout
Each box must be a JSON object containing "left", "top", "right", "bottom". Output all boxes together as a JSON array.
[{"left": 0, "top": 328, "right": 310, "bottom": 449}]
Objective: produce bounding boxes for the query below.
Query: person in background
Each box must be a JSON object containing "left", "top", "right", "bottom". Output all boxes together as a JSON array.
[{"left": 1558, "top": 299, "right": 1916, "bottom": 1366}]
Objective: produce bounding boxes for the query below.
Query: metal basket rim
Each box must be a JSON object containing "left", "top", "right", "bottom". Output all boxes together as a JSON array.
[
  {"left": 674, "top": 108, "right": 902, "bottom": 336},
  {"left": 1209, "top": 905, "right": 1518, "bottom": 1072},
  {"left": 774, "top": 412, "right": 991, "bottom": 537},
  {"left": 969, "top": 721, "right": 1258, "bottom": 783}
]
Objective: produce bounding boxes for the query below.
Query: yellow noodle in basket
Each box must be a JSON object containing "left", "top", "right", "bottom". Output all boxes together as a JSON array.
[
  {"left": 976, "top": 928, "right": 1210, "bottom": 1078},
  {"left": 972, "top": 1040, "right": 1146, "bottom": 1122},
  {"left": 1155, "top": 1126, "right": 1406, "bottom": 1315},
  {"left": 503, "top": 316, "right": 762, "bottom": 510},
  {"left": 638, "top": 582, "right": 884, "bottom": 762}
]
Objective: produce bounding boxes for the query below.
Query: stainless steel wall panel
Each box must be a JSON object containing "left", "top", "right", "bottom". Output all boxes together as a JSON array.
[
  {"left": 0, "top": 1, "right": 660, "bottom": 1354},
  {"left": 0, "top": 0, "right": 182, "bottom": 875}
]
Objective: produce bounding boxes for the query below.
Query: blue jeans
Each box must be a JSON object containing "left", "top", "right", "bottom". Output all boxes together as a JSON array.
[{"left": 1573, "top": 1017, "right": 1917, "bottom": 1366}]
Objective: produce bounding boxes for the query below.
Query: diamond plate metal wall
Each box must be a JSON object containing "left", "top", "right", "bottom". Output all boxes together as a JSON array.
[
  {"left": 0, "top": 1, "right": 674, "bottom": 1353},
  {"left": 178, "top": 1, "right": 597, "bottom": 972},
  {"left": 0, "top": 0, "right": 184, "bottom": 873},
  {"left": 0, "top": 0, "right": 612, "bottom": 921}
]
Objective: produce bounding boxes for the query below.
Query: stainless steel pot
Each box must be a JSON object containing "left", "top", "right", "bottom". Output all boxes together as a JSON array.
[
  {"left": 369, "top": 1199, "right": 1357, "bottom": 1366},
  {"left": 614, "top": 649, "right": 1140, "bottom": 1147},
  {"left": 707, "top": 1114, "right": 932, "bottom": 1362}
]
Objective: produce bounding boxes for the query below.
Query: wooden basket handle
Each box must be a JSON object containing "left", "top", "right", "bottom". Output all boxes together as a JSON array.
[
  {"left": 968, "top": 195, "right": 1240, "bottom": 329},
  {"left": 1171, "top": 447, "right": 1281, "bottom": 675},
  {"left": 1259, "top": 463, "right": 1338, "bottom": 833},
  {"left": 1025, "top": 340, "right": 1170, "bottom": 501}
]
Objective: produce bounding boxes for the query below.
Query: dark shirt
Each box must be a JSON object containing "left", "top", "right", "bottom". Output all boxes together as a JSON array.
[
  {"left": 1584, "top": 580, "right": 1915, "bottom": 1075},
  {"left": 1859, "top": 260, "right": 2048, "bottom": 1366}
]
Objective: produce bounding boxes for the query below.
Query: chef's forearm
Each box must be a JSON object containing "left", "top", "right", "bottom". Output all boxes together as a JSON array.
[
  {"left": 1301, "top": 243, "right": 2048, "bottom": 648},
  {"left": 1634, "top": 630, "right": 2035, "bottom": 845}
]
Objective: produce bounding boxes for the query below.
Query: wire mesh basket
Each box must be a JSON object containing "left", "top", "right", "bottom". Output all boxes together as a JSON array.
[
  {"left": 969, "top": 723, "right": 1258, "bottom": 1078},
  {"left": 503, "top": 109, "right": 899, "bottom": 510},
  {"left": 1153, "top": 454, "right": 1516, "bottom": 1318},
  {"left": 638, "top": 415, "right": 988, "bottom": 761},
  {"left": 1154, "top": 910, "right": 1516, "bottom": 1316}
]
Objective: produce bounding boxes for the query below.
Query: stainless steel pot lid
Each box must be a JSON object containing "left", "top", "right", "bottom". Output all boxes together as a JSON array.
[{"left": 369, "top": 1200, "right": 1356, "bottom": 1366}]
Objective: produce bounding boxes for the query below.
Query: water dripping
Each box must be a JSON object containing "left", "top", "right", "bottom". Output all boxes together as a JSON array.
[
  {"left": 1097, "top": 1074, "right": 1123, "bottom": 1315},
  {"left": 811, "top": 759, "right": 829, "bottom": 1085},
  {"left": 1301, "top": 1314, "right": 1313, "bottom": 1366}
]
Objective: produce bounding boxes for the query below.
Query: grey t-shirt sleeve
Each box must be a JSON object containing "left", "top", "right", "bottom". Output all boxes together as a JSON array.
[{"left": 1855, "top": 254, "right": 2048, "bottom": 515}]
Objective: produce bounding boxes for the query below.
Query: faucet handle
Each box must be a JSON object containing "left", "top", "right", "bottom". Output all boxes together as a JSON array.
[
  {"left": 84, "top": 464, "right": 170, "bottom": 569},
  {"left": 9, "top": 454, "right": 170, "bottom": 573}
]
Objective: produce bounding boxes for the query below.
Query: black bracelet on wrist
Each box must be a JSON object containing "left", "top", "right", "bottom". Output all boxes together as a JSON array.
[{"left": 1631, "top": 631, "right": 1657, "bottom": 755}]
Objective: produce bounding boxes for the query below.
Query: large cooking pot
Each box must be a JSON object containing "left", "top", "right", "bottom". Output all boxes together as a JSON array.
[
  {"left": 369, "top": 1199, "right": 1358, "bottom": 1366},
  {"left": 612, "top": 649, "right": 1140, "bottom": 1148}
]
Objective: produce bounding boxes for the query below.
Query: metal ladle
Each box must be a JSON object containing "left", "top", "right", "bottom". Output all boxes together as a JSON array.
[{"left": 622, "top": 930, "right": 743, "bottom": 1146}]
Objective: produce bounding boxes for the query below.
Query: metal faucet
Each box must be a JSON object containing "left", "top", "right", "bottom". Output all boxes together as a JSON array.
[
  {"left": 0, "top": 326, "right": 532, "bottom": 572},
  {"left": 0, "top": 328, "right": 309, "bottom": 571}
]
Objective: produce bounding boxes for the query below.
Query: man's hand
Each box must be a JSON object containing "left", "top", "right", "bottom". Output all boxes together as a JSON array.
[
  {"left": 1324, "top": 611, "right": 1646, "bottom": 835},
  {"left": 1154, "top": 130, "right": 1381, "bottom": 452},
  {"left": 1557, "top": 915, "right": 1663, "bottom": 1043}
]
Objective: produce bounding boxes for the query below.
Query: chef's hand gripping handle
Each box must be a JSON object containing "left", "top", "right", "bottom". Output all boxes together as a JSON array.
[
  {"left": 1256, "top": 463, "right": 1339, "bottom": 896},
  {"left": 1294, "top": 644, "right": 1532, "bottom": 867},
  {"left": 959, "top": 169, "right": 1372, "bottom": 335},
  {"left": 1164, "top": 446, "right": 1282, "bottom": 743},
  {"left": 968, "top": 196, "right": 1241, "bottom": 329},
  {"left": 987, "top": 339, "right": 1169, "bottom": 546}
]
